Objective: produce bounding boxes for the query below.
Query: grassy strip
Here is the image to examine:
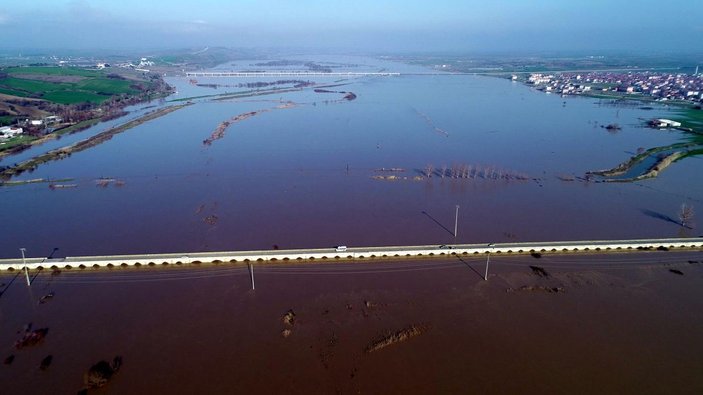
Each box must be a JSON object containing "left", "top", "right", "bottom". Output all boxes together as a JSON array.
[
  {"left": 169, "top": 93, "right": 233, "bottom": 102},
  {"left": 54, "top": 118, "right": 102, "bottom": 136},
  {"left": 167, "top": 88, "right": 265, "bottom": 102},
  {"left": 169, "top": 86, "right": 302, "bottom": 103},
  {"left": 599, "top": 150, "right": 692, "bottom": 183},
  {"left": 676, "top": 148, "right": 703, "bottom": 160},
  {"left": 0, "top": 135, "right": 35, "bottom": 150},
  {"left": 212, "top": 87, "right": 301, "bottom": 101},
  {"left": 0, "top": 177, "right": 74, "bottom": 187},
  {"left": 0, "top": 104, "right": 191, "bottom": 179},
  {"left": 588, "top": 142, "right": 699, "bottom": 177}
]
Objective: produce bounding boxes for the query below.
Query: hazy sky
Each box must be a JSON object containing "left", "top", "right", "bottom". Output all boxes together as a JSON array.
[{"left": 1, "top": 0, "right": 701, "bottom": 53}]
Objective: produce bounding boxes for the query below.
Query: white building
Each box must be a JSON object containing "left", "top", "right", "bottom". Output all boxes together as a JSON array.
[
  {"left": 0, "top": 126, "right": 24, "bottom": 139},
  {"left": 527, "top": 73, "right": 553, "bottom": 85},
  {"left": 138, "top": 58, "right": 154, "bottom": 68},
  {"left": 44, "top": 115, "right": 63, "bottom": 124},
  {"left": 653, "top": 119, "right": 682, "bottom": 128}
]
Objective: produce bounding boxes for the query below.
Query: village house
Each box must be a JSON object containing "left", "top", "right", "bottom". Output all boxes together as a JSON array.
[
  {"left": 0, "top": 126, "right": 24, "bottom": 140},
  {"left": 650, "top": 119, "right": 682, "bottom": 128}
]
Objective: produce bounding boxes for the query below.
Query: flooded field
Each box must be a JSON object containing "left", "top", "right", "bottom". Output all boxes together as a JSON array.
[
  {"left": 0, "top": 56, "right": 700, "bottom": 259},
  {"left": 1, "top": 252, "right": 702, "bottom": 393}
]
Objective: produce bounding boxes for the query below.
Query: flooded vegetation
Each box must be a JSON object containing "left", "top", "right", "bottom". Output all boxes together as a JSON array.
[
  {"left": 365, "top": 324, "right": 429, "bottom": 353},
  {"left": 203, "top": 102, "right": 297, "bottom": 146},
  {"left": 80, "top": 356, "right": 123, "bottom": 392}
]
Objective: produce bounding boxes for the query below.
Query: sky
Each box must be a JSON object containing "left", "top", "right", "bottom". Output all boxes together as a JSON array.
[{"left": 0, "top": 0, "right": 701, "bottom": 53}]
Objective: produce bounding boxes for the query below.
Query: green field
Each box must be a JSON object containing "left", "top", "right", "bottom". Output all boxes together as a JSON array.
[
  {"left": 58, "top": 117, "right": 100, "bottom": 132},
  {"left": 0, "top": 115, "right": 15, "bottom": 126},
  {"left": 5, "top": 66, "right": 102, "bottom": 77},
  {"left": 671, "top": 107, "right": 703, "bottom": 135},
  {"left": 0, "top": 86, "right": 28, "bottom": 97},
  {"left": 42, "top": 91, "right": 111, "bottom": 104},
  {"left": 0, "top": 66, "right": 147, "bottom": 104},
  {"left": 0, "top": 135, "right": 35, "bottom": 150}
]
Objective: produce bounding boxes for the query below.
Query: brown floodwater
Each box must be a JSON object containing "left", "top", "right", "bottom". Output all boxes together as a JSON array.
[{"left": 1, "top": 250, "right": 702, "bottom": 394}]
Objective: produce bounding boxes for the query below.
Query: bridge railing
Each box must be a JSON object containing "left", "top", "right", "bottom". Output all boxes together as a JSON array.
[{"left": 185, "top": 71, "right": 401, "bottom": 77}]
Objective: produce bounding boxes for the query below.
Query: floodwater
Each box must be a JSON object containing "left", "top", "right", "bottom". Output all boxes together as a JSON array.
[
  {"left": 1, "top": 55, "right": 701, "bottom": 259},
  {"left": 1, "top": 252, "right": 702, "bottom": 393}
]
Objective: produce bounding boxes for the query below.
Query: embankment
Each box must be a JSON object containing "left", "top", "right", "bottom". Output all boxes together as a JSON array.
[
  {"left": 204, "top": 102, "right": 298, "bottom": 146},
  {"left": 0, "top": 104, "right": 191, "bottom": 179},
  {"left": 587, "top": 142, "right": 702, "bottom": 182}
]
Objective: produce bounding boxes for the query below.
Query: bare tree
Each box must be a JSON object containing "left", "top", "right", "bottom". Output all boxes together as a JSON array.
[
  {"left": 452, "top": 164, "right": 461, "bottom": 178},
  {"left": 424, "top": 164, "right": 434, "bottom": 178},
  {"left": 487, "top": 166, "right": 495, "bottom": 180},
  {"left": 679, "top": 203, "right": 695, "bottom": 228},
  {"left": 440, "top": 164, "right": 447, "bottom": 179}
]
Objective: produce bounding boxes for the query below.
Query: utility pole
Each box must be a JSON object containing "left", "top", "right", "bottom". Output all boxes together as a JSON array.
[
  {"left": 20, "top": 248, "right": 29, "bottom": 286},
  {"left": 454, "top": 205, "right": 460, "bottom": 238},
  {"left": 249, "top": 263, "right": 255, "bottom": 290}
]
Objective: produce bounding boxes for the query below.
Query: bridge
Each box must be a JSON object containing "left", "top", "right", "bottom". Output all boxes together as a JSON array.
[
  {"left": 183, "top": 65, "right": 688, "bottom": 79},
  {"left": 1, "top": 237, "right": 701, "bottom": 271},
  {"left": 185, "top": 71, "right": 401, "bottom": 77}
]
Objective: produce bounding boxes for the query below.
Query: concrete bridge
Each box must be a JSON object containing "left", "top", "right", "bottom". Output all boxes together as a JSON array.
[
  {"left": 1, "top": 238, "right": 701, "bottom": 271},
  {"left": 185, "top": 71, "right": 400, "bottom": 77}
]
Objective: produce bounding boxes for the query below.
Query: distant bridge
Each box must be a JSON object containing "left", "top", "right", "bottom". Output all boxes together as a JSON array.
[
  {"left": 1, "top": 237, "right": 701, "bottom": 271},
  {"left": 185, "top": 71, "right": 401, "bottom": 77},
  {"left": 183, "top": 66, "right": 687, "bottom": 79}
]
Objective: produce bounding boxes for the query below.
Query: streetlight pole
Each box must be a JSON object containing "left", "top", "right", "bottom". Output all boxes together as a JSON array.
[
  {"left": 485, "top": 243, "right": 494, "bottom": 281},
  {"left": 20, "top": 248, "right": 29, "bottom": 286},
  {"left": 454, "top": 205, "right": 460, "bottom": 239}
]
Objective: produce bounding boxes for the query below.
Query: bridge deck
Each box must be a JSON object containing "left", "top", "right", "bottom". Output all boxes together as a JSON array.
[
  {"left": 185, "top": 71, "right": 400, "bottom": 77},
  {"left": 1, "top": 238, "right": 701, "bottom": 271}
]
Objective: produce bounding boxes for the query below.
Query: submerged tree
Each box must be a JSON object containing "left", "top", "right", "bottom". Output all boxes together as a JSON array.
[
  {"left": 679, "top": 203, "right": 695, "bottom": 229},
  {"left": 424, "top": 164, "right": 434, "bottom": 178}
]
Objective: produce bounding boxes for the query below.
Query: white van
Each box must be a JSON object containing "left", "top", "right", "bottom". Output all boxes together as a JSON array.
[{"left": 335, "top": 245, "right": 348, "bottom": 252}]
